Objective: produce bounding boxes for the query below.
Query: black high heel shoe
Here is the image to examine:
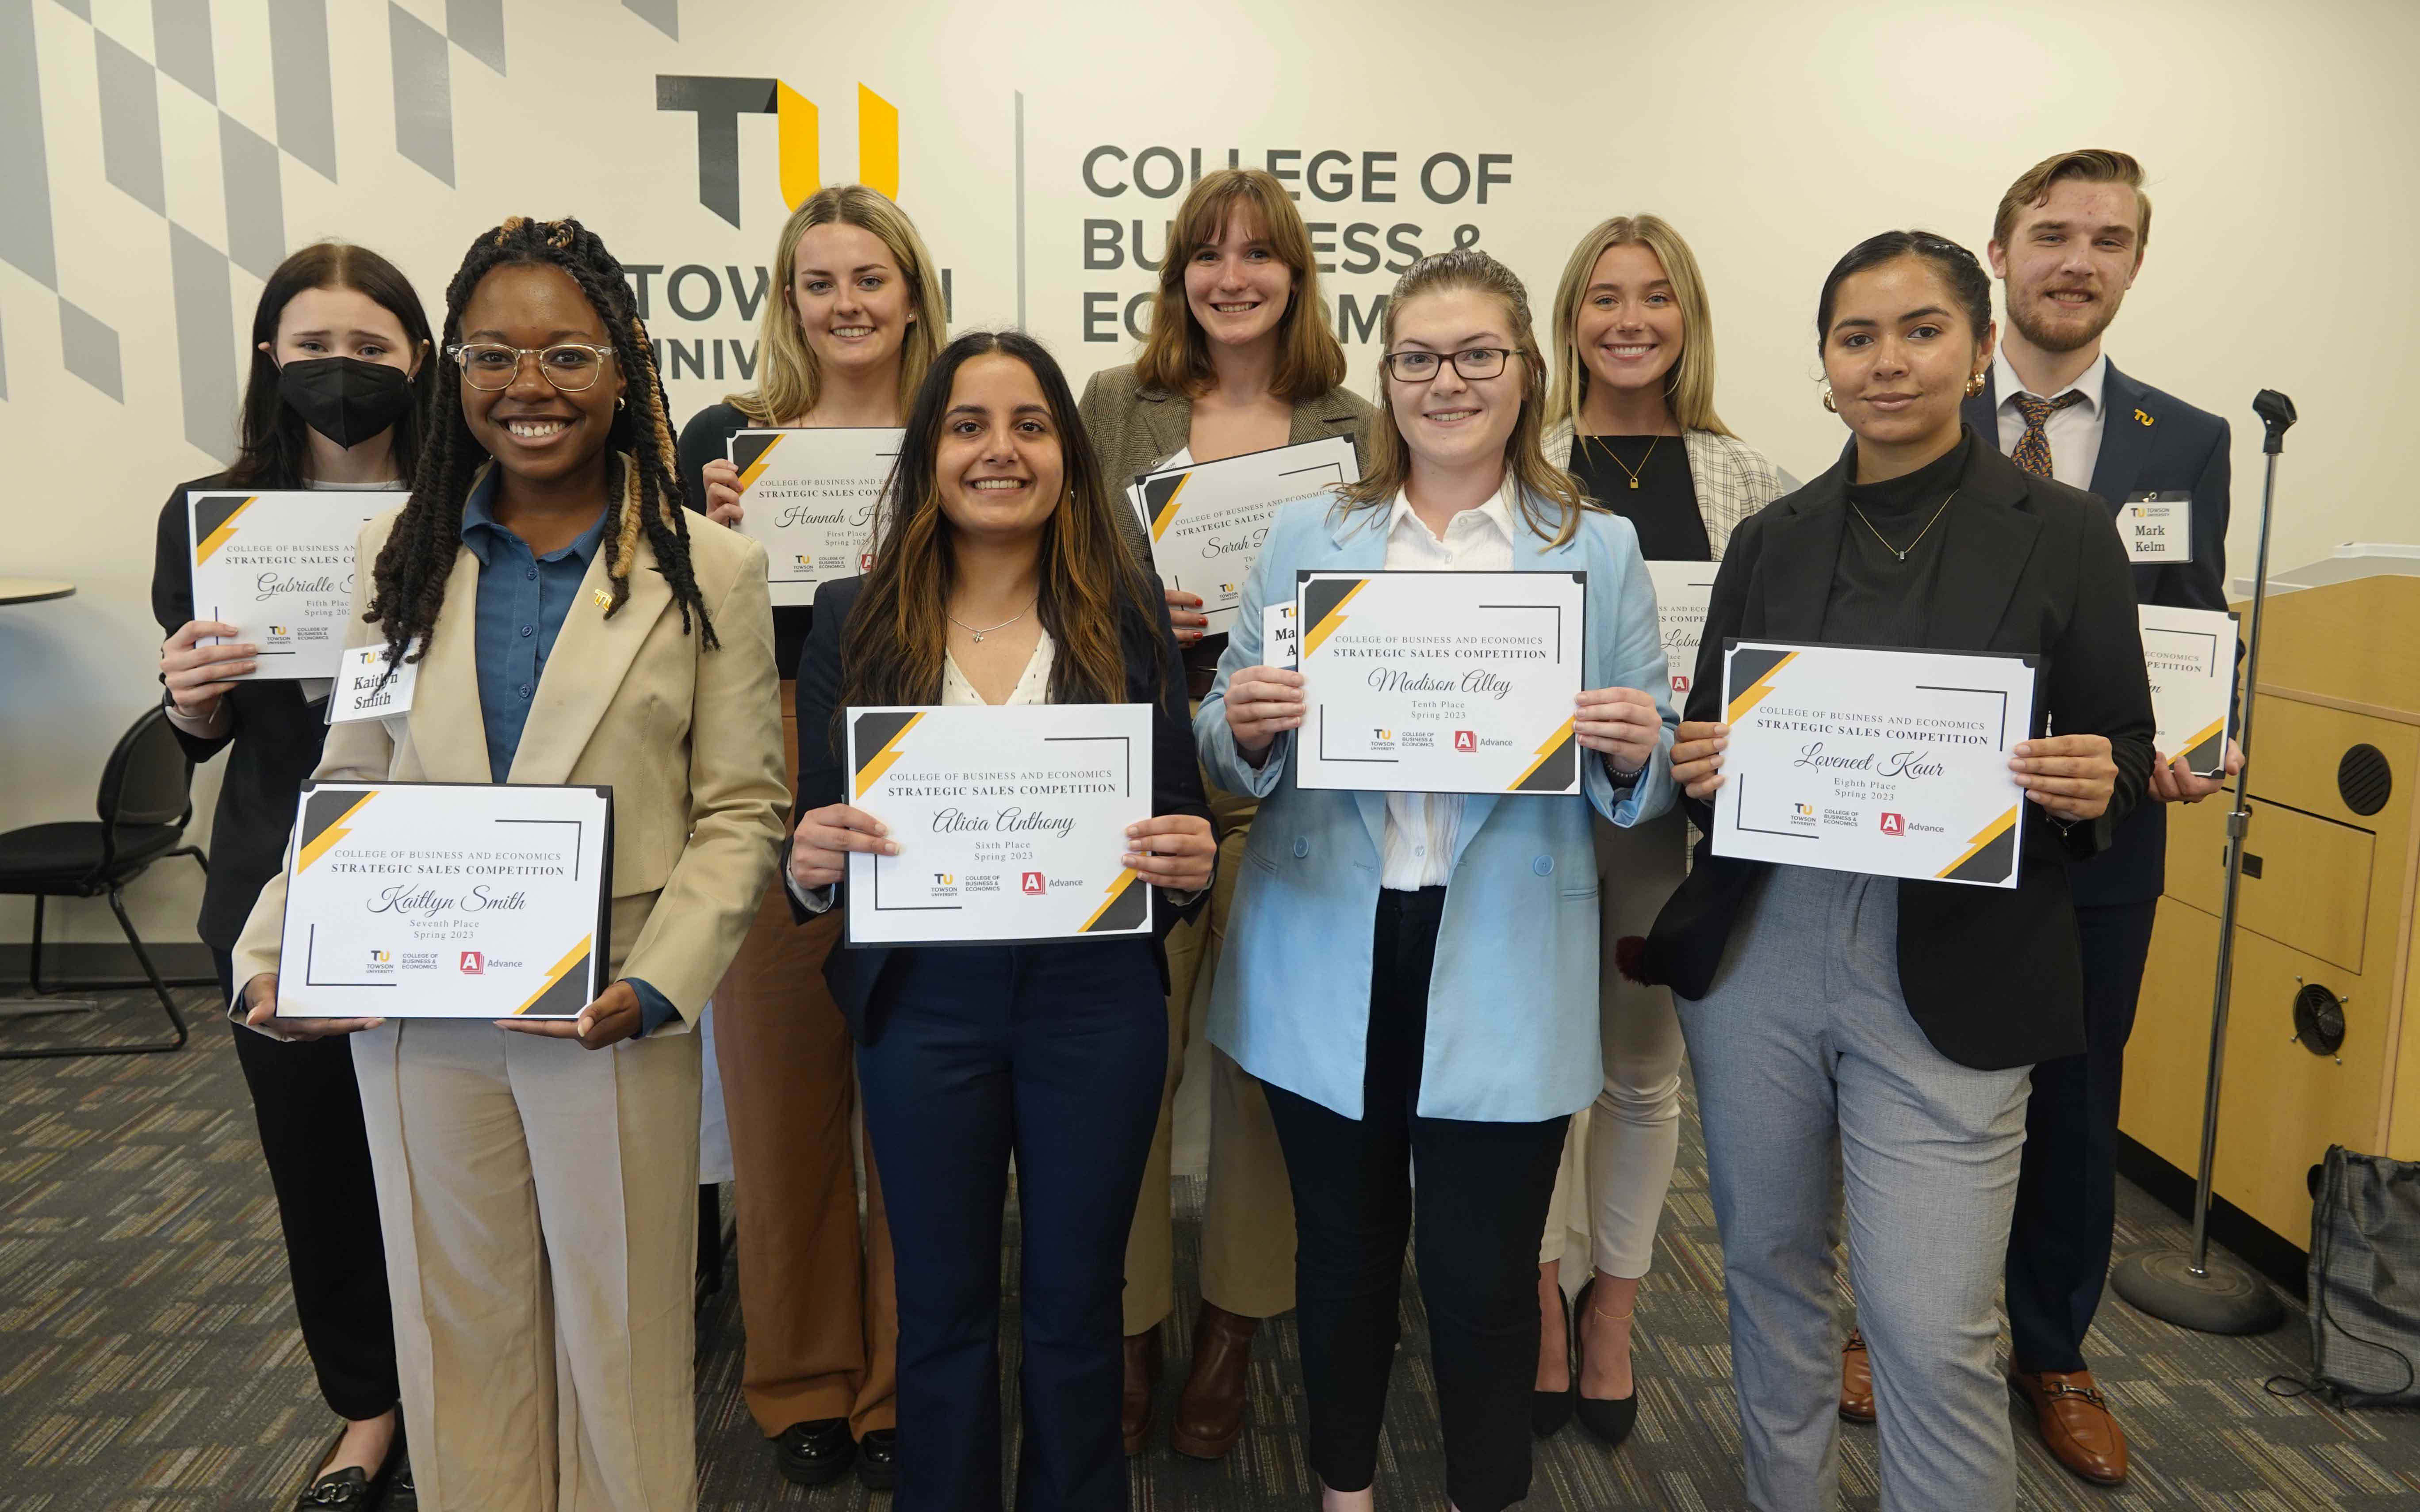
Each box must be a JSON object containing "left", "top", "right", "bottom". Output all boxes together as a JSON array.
[
  {"left": 1573, "top": 1276, "right": 1640, "bottom": 1449},
  {"left": 1533, "top": 1282, "right": 1577, "bottom": 1437}
]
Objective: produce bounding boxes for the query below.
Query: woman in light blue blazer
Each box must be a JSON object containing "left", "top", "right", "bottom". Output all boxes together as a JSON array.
[{"left": 1196, "top": 248, "right": 1677, "bottom": 1512}]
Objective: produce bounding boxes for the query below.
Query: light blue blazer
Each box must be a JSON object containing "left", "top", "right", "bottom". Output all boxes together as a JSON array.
[{"left": 1198, "top": 489, "right": 1679, "bottom": 1123}]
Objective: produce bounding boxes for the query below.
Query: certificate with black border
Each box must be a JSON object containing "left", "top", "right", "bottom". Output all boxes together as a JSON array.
[
  {"left": 726, "top": 427, "right": 901, "bottom": 606},
  {"left": 2139, "top": 604, "right": 2238, "bottom": 777},
  {"left": 187, "top": 489, "right": 385, "bottom": 680},
  {"left": 1133, "top": 435, "right": 1358, "bottom": 630}
]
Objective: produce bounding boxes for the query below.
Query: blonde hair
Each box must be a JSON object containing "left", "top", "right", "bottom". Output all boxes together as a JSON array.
[
  {"left": 1993, "top": 149, "right": 2151, "bottom": 256},
  {"left": 1544, "top": 214, "right": 1731, "bottom": 438},
  {"left": 1134, "top": 168, "right": 1348, "bottom": 403},
  {"left": 730, "top": 184, "right": 946, "bottom": 425},
  {"left": 1336, "top": 249, "right": 1595, "bottom": 548}
]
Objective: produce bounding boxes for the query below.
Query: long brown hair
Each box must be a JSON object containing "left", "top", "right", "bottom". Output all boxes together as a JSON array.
[
  {"left": 841, "top": 331, "right": 1170, "bottom": 712},
  {"left": 1133, "top": 168, "right": 1348, "bottom": 403},
  {"left": 1544, "top": 215, "right": 1734, "bottom": 438},
  {"left": 730, "top": 184, "right": 947, "bottom": 425},
  {"left": 229, "top": 242, "right": 437, "bottom": 488},
  {"left": 1336, "top": 249, "right": 1595, "bottom": 547}
]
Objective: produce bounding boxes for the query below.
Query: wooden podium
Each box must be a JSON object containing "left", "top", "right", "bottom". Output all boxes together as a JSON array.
[{"left": 2121, "top": 570, "right": 2420, "bottom": 1255}]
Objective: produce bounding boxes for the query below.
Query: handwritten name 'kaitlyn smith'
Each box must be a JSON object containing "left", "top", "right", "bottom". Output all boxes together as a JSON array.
[
  {"left": 1790, "top": 743, "right": 1949, "bottom": 779},
  {"left": 931, "top": 806, "right": 1079, "bottom": 840},
  {"left": 1364, "top": 667, "right": 1518, "bottom": 699},
  {"left": 365, "top": 885, "right": 531, "bottom": 917}
]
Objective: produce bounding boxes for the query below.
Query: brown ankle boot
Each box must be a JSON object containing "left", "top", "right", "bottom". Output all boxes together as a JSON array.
[
  {"left": 1121, "top": 1328, "right": 1162, "bottom": 1457},
  {"left": 1170, "top": 1302, "right": 1256, "bottom": 1459}
]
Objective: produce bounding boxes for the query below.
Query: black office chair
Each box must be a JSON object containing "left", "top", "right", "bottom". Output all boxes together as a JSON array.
[{"left": 0, "top": 705, "right": 209, "bottom": 1059}]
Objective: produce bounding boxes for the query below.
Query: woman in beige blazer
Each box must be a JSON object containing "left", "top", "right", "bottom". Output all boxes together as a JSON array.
[
  {"left": 235, "top": 218, "right": 787, "bottom": 1512},
  {"left": 1075, "top": 165, "right": 1372, "bottom": 1460}
]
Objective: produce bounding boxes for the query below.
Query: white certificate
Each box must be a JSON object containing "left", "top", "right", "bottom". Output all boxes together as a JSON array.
[
  {"left": 1711, "top": 640, "right": 2038, "bottom": 889},
  {"left": 188, "top": 490, "right": 385, "bottom": 680},
  {"left": 728, "top": 428, "right": 900, "bottom": 606},
  {"left": 844, "top": 703, "right": 1156, "bottom": 946},
  {"left": 2120, "top": 492, "right": 2191, "bottom": 562},
  {"left": 2139, "top": 604, "right": 2238, "bottom": 776},
  {"left": 1136, "top": 436, "right": 1359, "bottom": 631},
  {"left": 1643, "top": 561, "right": 1718, "bottom": 701},
  {"left": 275, "top": 782, "right": 613, "bottom": 1019},
  {"left": 1293, "top": 569, "right": 1587, "bottom": 795}
]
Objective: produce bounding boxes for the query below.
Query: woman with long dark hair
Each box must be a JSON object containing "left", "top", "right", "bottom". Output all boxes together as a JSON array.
[
  {"left": 786, "top": 329, "right": 1214, "bottom": 1509},
  {"left": 149, "top": 239, "right": 434, "bottom": 1508}
]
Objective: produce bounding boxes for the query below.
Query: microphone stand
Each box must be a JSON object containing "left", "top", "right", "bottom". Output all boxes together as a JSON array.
[{"left": 2108, "top": 389, "right": 2296, "bottom": 1334}]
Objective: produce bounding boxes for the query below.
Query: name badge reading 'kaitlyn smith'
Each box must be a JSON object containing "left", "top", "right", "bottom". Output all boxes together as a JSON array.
[{"left": 325, "top": 640, "right": 420, "bottom": 724}]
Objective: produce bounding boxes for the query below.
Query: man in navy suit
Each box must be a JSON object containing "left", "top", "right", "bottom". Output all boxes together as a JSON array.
[{"left": 1939, "top": 149, "right": 2240, "bottom": 1486}]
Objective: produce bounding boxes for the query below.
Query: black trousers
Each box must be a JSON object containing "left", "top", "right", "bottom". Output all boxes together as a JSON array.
[
  {"left": 857, "top": 938, "right": 1166, "bottom": 1512},
  {"left": 213, "top": 950, "right": 399, "bottom": 1420},
  {"left": 1262, "top": 888, "right": 1571, "bottom": 1512},
  {"left": 2004, "top": 899, "right": 2159, "bottom": 1374}
]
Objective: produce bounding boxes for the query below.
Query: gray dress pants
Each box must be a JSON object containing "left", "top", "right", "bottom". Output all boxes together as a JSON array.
[{"left": 1676, "top": 867, "right": 2030, "bottom": 1512}]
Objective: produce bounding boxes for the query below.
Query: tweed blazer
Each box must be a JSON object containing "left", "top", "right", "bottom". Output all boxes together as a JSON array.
[
  {"left": 231, "top": 464, "right": 791, "bottom": 1031},
  {"left": 1077, "top": 362, "right": 1374, "bottom": 569},
  {"left": 1539, "top": 418, "right": 1792, "bottom": 561}
]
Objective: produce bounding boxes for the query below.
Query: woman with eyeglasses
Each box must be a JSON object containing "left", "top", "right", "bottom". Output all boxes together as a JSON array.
[
  {"left": 227, "top": 217, "right": 788, "bottom": 1509},
  {"left": 1198, "top": 248, "right": 1677, "bottom": 1512}
]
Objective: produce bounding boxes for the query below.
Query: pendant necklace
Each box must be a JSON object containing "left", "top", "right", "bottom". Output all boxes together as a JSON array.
[
  {"left": 949, "top": 598, "right": 1036, "bottom": 643},
  {"left": 1850, "top": 488, "right": 1959, "bottom": 561},
  {"left": 1588, "top": 432, "right": 1661, "bottom": 489}
]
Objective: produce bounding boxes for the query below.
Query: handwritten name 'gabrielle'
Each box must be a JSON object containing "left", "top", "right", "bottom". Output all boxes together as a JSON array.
[{"left": 930, "top": 806, "right": 1079, "bottom": 840}]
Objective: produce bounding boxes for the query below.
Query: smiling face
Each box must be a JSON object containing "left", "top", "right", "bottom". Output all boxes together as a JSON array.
[
  {"left": 1989, "top": 177, "right": 2142, "bottom": 355},
  {"left": 1574, "top": 242, "right": 1683, "bottom": 406},
  {"left": 456, "top": 262, "right": 625, "bottom": 485},
  {"left": 1821, "top": 255, "right": 1991, "bottom": 451},
  {"left": 263, "top": 283, "right": 424, "bottom": 377},
  {"left": 1183, "top": 205, "right": 1294, "bottom": 352},
  {"left": 1385, "top": 286, "right": 1525, "bottom": 477},
  {"left": 789, "top": 220, "right": 916, "bottom": 383},
  {"left": 932, "top": 352, "right": 1066, "bottom": 546}
]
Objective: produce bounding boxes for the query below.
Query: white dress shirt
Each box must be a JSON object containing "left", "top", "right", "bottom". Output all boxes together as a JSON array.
[
  {"left": 1377, "top": 485, "right": 1517, "bottom": 891},
  {"left": 1991, "top": 348, "right": 2108, "bottom": 489}
]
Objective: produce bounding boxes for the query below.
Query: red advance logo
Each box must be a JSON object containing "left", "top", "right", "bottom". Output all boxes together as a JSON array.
[
  {"left": 1020, "top": 872, "right": 1046, "bottom": 895},
  {"left": 1878, "top": 813, "right": 1906, "bottom": 836}
]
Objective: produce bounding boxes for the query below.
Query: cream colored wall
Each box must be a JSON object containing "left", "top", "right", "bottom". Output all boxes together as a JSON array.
[{"left": 5, "top": 0, "right": 2414, "bottom": 952}]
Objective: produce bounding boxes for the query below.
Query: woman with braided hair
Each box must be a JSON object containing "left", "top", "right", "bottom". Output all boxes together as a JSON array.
[{"left": 228, "top": 216, "right": 789, "bottom": 1510}]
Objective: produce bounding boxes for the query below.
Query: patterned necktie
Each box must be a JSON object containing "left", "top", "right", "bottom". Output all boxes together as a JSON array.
[{"left": 2010, "top": 390, "right": 2085, "bottom": 477}]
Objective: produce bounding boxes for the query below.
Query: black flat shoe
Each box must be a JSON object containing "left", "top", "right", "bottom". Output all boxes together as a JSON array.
[
  {"left": 384, "top": 1452, "right": 415, "bottom": 1510},
  {"left": 856, "top": 1427, "right": 898, "bottom": 1491},
  {"left": 293, "top": 1421, "right": 403, "bottom": 1509},
  {"left": 1572, "top": 1276, "right": 1641, "bottom": 1449},
  {"left": 775, "top": 1418, "right": 856, "bottom": 1487},
  {"left": 1533, "top": 1282, "right": 1577, "bottom": 1437}
]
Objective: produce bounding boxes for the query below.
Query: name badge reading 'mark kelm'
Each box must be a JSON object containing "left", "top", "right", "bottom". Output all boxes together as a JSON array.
[{"left": 2121, "top": 492, "right": 2192, "bottom": 563}]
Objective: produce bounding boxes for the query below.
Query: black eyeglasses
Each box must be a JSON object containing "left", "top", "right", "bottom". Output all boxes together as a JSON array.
[{"left": 1380, "top": 347, "right": 1520, "bottom": 383}]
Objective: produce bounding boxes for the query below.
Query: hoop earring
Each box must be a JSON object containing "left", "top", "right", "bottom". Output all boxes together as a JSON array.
[
  {"left": 1820, "top": 386, "right": 1838, "bottom": 413},
  {"left": 616, "top": 397, "right": 627, "bottom": 411},
  {"left": 1965, "top": 371, "right": 1987, "bottom": 398}
]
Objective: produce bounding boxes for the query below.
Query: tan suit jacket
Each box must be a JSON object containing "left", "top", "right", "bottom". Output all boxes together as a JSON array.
[{"left": 232, "top": 468, "right": 790, "bottom": 1029}]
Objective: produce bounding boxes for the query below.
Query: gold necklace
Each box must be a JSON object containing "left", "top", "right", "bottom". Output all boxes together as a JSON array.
[
  {"left": 1585, "top": 432, "right": 1661, "bottom": 490},
  {"left": 947, "top": 598, "right": 1036, "bottom": 643},
  {"left": 1849, "top": 488, "right": 1959, "bottom": 562}
]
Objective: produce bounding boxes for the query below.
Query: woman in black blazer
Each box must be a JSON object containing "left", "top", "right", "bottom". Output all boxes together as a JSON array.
[
  {"left": 787, "top": 329, "right": 1214, "bottom": 1511},
  {"left": 1635, "top": 232, "right": 2153, "bottom": 1511},
  {"left": 148, "top": 241, "right": 435, "bottom": 1508}
]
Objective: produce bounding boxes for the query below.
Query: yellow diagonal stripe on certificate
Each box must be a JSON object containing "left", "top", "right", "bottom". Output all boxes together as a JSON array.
[
  {"left": 734, "top": 433, "right": 783, "bottom": 493},
  {"left": 1078, "top": 869, "right": 1142, "bottom": 932},
  {"left": 295, "top": 792, "right": 376, "bottom": 874},
  {"left": 1936, "top": 806, "right": 2020, "bottom": 880},
  {"left": 854, "top": 712, "right": 925, "bottom": 798},
  {"left": 1150, "top": 474, "right": 1190, "bottom": 542},
  {"left": 513, "top": 936, "right": 593, "bottom": 1016},
  {"left": 1300, "top": 579, "right": 1368, "bottom": 659},
  {"left": 1507, "top": 718, "right": 1577, "bottom": 790},
  {"left": 194, "top": 496, "right": 257, "bottom": 563},
  {"left": 1725, "top": 651, "right": 1797, "bottom": 725}
]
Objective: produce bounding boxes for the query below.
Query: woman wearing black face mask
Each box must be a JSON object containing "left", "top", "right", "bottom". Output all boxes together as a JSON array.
[{"left": 148, "top": 241, "right": 436, "bottom": 1510}]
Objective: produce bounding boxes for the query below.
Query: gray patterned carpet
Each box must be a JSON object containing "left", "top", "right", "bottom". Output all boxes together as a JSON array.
[{"left": 4, "top": 984, "right": 2416, "bottom": 1509}]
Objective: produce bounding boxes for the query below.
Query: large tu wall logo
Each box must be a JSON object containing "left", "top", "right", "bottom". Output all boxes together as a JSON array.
[{"left": 656, "top": 77, "right": 900, "bottom": 226}]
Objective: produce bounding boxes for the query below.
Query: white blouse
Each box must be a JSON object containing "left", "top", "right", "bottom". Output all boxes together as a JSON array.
[{"left": 942, "top": 628, "right": 1056, "bottom": 706}]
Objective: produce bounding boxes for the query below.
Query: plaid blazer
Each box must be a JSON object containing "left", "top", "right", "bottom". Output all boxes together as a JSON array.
[{"left": 1539, "top": 419, "right": 1794, "bottom": 559}]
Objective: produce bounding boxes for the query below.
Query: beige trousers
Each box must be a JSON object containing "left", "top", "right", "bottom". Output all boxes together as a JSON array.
[
  {"left": 1122, "top": 776, "right": 1297, "bottom": 1334},
  {"left": 352, "top": 1017, "right": 701, "bottom": 1512}
]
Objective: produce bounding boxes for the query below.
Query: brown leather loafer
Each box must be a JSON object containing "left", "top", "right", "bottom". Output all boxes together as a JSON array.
[
  {"left": 2015, "top": 1369, "right": 2128, "bottom": 1485},
  {"left": 1122, "top": 1328, "right": 1163, "bottom": 1457},
  {"left": 1170, "top": 1302, "right": 1257, "bottom": 1459},
  {"left": 1838, "top": 1330, "right": 1876, "bottom": 1424}
]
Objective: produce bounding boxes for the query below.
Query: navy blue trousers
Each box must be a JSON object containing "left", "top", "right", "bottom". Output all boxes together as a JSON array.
[{"left": 858, "top": 938, "right": 1166, "bottom": 1512}]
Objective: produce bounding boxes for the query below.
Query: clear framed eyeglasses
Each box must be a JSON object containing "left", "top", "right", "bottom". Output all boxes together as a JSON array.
[{"left": 446, "top": 341, "right": 617, "bottom": 392}]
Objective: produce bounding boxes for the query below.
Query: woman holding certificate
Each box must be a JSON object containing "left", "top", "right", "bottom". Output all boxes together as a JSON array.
[
  {"left": 786, "top": 329, "right": 1214, "bottom": 1511},
  {"left": 150, "top": 240, "right": 434, "bottom": 1508},
  {"left": 1076, "top": 164, "right": 1373, "bottom": 1459},
  {"left": 1530, "top": 213, "right": 1794, "bottom": 1447},
  {"left": 1198, "top": 248, "right": 1677, "bottom": 1512},
  {"left": 674, "top": 182, "right": 946, "bottom": 1492},
  {"left": 231, "top": 216, "right": 789, "bottom": 1510},
  {"left": 1638, "top": 231, "right": 2154, "bottom": 1511}
]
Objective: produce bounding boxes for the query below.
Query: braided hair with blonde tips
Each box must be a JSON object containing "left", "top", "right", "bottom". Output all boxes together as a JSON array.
[{"left": 365, "top": 216, "right": 716, "bottom": 676}]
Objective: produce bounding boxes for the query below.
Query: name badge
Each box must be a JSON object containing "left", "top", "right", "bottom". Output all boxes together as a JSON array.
[
  {"left": 326, "top": 641, "right": 419, "bottom": 724},
  {"left": 1262, "top": 600, "right": 1298, "bottom": 669},
  {"left": 2121, "top": 492, "right": 2191, "bottom": 563}
]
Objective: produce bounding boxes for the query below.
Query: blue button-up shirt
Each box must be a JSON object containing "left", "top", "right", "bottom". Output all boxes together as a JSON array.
[{"left": 460, "top": 473, "right": 676, "bottom": 1036}]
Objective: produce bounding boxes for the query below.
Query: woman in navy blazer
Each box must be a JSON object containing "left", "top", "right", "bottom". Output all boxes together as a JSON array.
[
  {"left": 1196, "top": 249, "right": 1677, "bottom": 1512},
  {"left": 786, "top": 329, "right": 1214, "bottom": 1511}
]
